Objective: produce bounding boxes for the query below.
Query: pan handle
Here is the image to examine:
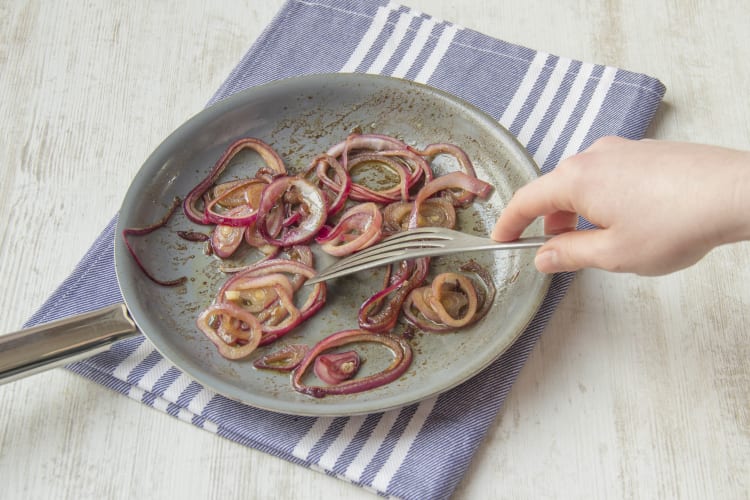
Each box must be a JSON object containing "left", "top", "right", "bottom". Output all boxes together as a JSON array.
[{"left": 0, "top": 303, "right": 138, "bottom": 385}]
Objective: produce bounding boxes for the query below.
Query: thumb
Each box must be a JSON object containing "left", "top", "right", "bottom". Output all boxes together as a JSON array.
[{"left": 534, "top": 229, "right": 613, "bottom": 273}]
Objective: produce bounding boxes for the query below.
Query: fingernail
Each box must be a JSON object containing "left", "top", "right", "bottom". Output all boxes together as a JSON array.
[{"left": 535, "top": 249, "right": 559, "bottom": 273}]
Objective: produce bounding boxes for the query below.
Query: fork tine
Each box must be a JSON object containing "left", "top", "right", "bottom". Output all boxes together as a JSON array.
[
  {"left": 306, "top": 228, "right": 458, "bottom": 284},
  {"left": 368, "top": 228, "right": 450, "bottom": 246},
  {"left": 317, "top": 239, "right": 444, "bottom": 274},
  {"left": 329, "top": 231, "right": 449, "bottom": 260},
  {"left": 306, "top": 249, "right": 417, "bottom": 282},
  {"left": 313, "top": 228, "right": 455, "bottom": 273}
]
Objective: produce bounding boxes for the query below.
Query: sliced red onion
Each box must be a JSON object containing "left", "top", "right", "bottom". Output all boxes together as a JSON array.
[
  {"left": 204, "top": 178, "right": 267, "bottom": 226},
  {"left": 313, "top": 350, "right": 361, "bottom": 384},
  {"left": 210, "top": 206, "right": 254, "bottom": 258},
  {"left": 196, "top": 303, "right": 262, "bottom": 360},
  {"left": 414, "top": 142, "right": 478, "bottom": 180},
  {"left": 426, "top": 273, "right": 478, "bottom": 328},
  {"left": 346, "top": 153, "right": 411, "bottom": 203},
  {"left": 306, "top": 154, "right": 352, "bottom": 216},
  {"left": 404, "top": 262, "right": 496, "bottom": 332},
  {"left": 383, "top": 198, "right": 456, "bottom": 233},
  {"left": 292, "top": 329, "right": 412, "bottom": 398},
  {"left": 325, "top": 133, "right": 409, "bottom": 159},
  {"left": 253, "top": 344, "right": 309, "bottom": 371},
  {"left": 279, "top": 245, "right": 315, "bottom": 268},
  {"left": 183, "top": 137, "right": 286, "bottom": 224},
  {"left": 216, "top": 258, "right": 326, "bottom": 340},
  {"left": 218, "top": 271, "right": 305, "bottom": 345},
  {"left": 358, "top": 258, "right": 429, "bottom": 332},
  {"left": 317, "top": 202, "right": 383, "bottom": 257},
  {"left": 408, "top": 172, "right": 493, "bottom": 229},
  {"left": 242, "top": 218, "right": 279, "bottom": 257},
  {"left": 122, "top": 196, "right": 187, "bottom": 287},
  {"left": 221, "top": 273, "right": 295, "bottom": 313},
  {"left": 460, "top": 259, "right": 496, "bottom": 325},
  {"left": 380, "top": 147, "right": 433, "bottom": 193},
  {"left": 256, "top": 176, "right": 327, "bottom": 246}
]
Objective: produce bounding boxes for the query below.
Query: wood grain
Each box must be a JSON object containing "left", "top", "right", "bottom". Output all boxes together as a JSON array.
[{"left": 1, "top": 1, "right": 748, "bottom": 499}]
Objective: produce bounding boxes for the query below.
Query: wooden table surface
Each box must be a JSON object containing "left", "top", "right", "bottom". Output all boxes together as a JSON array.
[{"left": 1, "top": 1, "right": 748, "bottom": 498}]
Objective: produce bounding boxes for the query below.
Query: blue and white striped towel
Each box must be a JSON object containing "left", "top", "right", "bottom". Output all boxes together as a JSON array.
[{"left": 25, "top": 1, "right": 665, "bottom": 498}]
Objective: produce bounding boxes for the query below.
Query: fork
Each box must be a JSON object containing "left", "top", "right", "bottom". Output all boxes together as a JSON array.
[{"left": 306, "top": 227, "right": 551, "bottom": 284}]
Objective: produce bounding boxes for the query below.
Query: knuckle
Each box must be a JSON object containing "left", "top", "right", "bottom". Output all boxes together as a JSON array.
[{"left": 590, "top": 135, "right": 627, "bottom": 150}]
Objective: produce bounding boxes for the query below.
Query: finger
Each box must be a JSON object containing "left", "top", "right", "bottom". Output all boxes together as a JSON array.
[
  {"left": 534, "top": 229, "right": 614, "bottom": 273},
  {"left": 544, "top": 211, "right": 579, "bottom": 234},
  {"left": 586, "top": 135, "right": 630, "bottom": 151},
  {"left": 491, "top": 170, "right": 578, "bottom": 241}
]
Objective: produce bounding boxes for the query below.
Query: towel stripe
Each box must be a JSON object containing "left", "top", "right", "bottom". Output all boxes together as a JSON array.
[
  {"left": 413, "top": 23, "right": 458, "bottom": 83},
  {"left": 187, "top": 387, "right": 214, "bottom": 416},
  {"left": 318, "top": 415, "right": 368, "bottom": 469},
  {"left": 161, "top": 372, "right": 194, "bottom": 404},
  {"left": 136, "top": 356, "right": 172, "bottom": 391},
  {"left": 499, "top": 51, "right": 549, "bottom": 127},
  {"left": 516, "top": 57, "right": 573, "bottom": 145},
  {"left": 344, "top": 409, "right": 401, "bottom": 481},
  {"left": 112, "top": 339, "right": 153, "bottom": 381},
  {"left": 340, "top": 1, "right": 399, "bottom": 72},
  {"left": 366, "top": 10, "right": 417, "bottom": 74},
  {"left": 533, "top": 62, "right": 595, "bottom": 168},
  {"left": 391, "top": 16, "right": 437, "bottom": 78},
  {"left": 371, "top": 397, "right": 437, "bottom": 491},
  {"left": 293, "top": 417, "right": 335, "bottom": 460},
  {"left": 559, "top": 66, "right": 617, "bottom": 159}
]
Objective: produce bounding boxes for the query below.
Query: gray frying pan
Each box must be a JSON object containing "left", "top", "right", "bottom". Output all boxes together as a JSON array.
[{"left": 0, "top": 74, "right": 550, "bottom": 416}]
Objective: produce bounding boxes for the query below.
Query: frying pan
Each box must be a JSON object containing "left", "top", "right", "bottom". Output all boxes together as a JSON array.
[{"left": 0, "top": 73, "right": 550, "bottom": 416}]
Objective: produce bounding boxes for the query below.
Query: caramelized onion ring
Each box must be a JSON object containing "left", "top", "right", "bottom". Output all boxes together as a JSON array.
[
  {"left": 292, "top": 329, "right": 412, "bottom": 398},
  {"left": 427, "top": 273, "right": 478, "bottom": 327},
  {"left": 306, "top": 154, "right": 352, "bottom": 216},
  {"left": 358, "top": 258, "right": 429, "bottom": 332},
  {"left": 317, "top": 202, "right": 383, "bottom": 256},
  {"left": 383, "top": 198, "right": 455, "bottom": 233},
  {"left": 256, "top": 176, "right": 327, "bottom": 246},
  {"left": 408, "top": 172, "right": 492, "bottom": 229},
  {"left": 253, "top": 344, "right": 309, "bottom": 371},
  {"left": 183, "top": 137, "right": 286, "bottom": 224},
  {"left": 314, "top": 350, "right": 361, "bottom": 385},
  {"left": 196, "top": 303, "right": 263, "bottom": 360}
]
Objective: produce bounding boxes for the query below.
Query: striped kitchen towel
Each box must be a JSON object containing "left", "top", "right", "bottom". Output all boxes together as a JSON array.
[{"left": 24, "top": 1, "right": 665, "bottom": 499}]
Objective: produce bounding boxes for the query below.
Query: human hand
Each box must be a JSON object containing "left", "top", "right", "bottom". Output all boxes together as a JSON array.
[{"left": 491, "top": 136, "right": 750, "bottom": 275}]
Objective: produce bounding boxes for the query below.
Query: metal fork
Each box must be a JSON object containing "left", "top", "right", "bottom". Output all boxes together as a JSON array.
[{"left": 306, "top": 227, "right": 551, "bottom": 284}]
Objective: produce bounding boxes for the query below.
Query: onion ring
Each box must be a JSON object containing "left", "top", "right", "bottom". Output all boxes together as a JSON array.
[
  {"left": 183, "top": 137, "right": 286, "bottom": 224},
  {"left": 408, "top": 172, "right": 492, "bottom": 229},
  {"left": 196, "top": 303, "right": 263, "bottom": 360},
  {"left": 305, "top": 154, "right": 352, "bottom": 216},
  {"left": 383, "top": 198, "right": 455, "bottom": 233},
  {"left": 256, "top": 176, "right": 327, "bottom": 246},
  {"left": 253, "top": 344, "right": 309, "bottom": 371},
  {"left": 122, "top": 196, "right": 186, "bottom": 287},
  {"left": 292, "top": 329, "right": 412, "bottom": 398},
  {"left": 313, "top": 350, "right": 361, "bottom": 385},
  {"left": 358, "top": 258, "right": 429, "bottom": 332},
  {"left": 317, "top": 202, "right": 383, "bottom": 256}
]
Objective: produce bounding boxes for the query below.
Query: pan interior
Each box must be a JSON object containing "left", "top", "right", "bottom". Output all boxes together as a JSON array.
[{"left": 114, "top": 74, "right": 550, "bottom": 416}]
